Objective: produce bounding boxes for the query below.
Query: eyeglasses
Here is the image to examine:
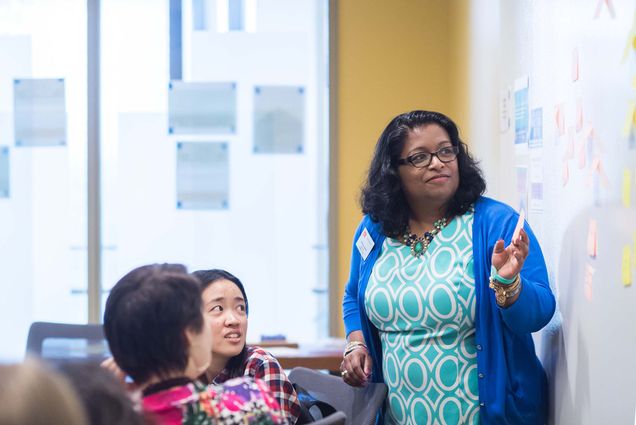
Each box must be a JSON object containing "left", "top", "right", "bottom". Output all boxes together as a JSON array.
[{"left": 397, "top": 146, "right": 459, "bottom": 168}]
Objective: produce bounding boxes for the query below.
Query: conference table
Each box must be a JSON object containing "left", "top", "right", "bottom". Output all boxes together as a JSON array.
[{"left": 261, "top": 338, "right": 346, "bottom": 374}]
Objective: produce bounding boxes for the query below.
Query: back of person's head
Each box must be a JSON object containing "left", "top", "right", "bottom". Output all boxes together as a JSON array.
[
  {"left": 57, "top": 363, "right": 149, "bottom": 425},
  {"left": 0, "top": 358, "right": 88, "bottom": 425},
  {"left": 103, "top": 263, "right": 205, "bottom": 385},
  {"left": 191, "top": 268, "right": 249, "bottom": 315}
]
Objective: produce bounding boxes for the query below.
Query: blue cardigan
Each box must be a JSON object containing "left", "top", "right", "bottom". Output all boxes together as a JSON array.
[{"left": 343, "top": 197, "right": 556, "bottom": 425}]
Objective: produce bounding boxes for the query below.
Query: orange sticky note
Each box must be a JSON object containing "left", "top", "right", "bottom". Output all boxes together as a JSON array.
[
  {"left": 555, "top": 104, "right": 565, "bottom": 136},
  {"left": 623, "top": 169, "right": 633, "bottom": 207},
  {"left": 587, "top": 219, "right": 597, "bottom": 258},
  {"left": 584, "top": 264, "right": 595, "bottom": 301},
  {"left": 622, "top": 245, "right": 632, "bottom": 286}
]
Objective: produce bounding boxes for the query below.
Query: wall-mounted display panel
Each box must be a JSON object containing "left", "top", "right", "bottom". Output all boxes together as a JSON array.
[
  {"left": 168, "top": 81, "right": 236, "bottom": 134},
  {"left": 176, "top": 141, "right": 229, "bottom": 210},
  {"left": 253, "top": 85, "right": 305, "bottom": 154},
  {"left": 0, "top": 147, "right": 8, "bottom": 197},
  {"left": 14, "top": 78, "right": 67, "bottom": 147}
]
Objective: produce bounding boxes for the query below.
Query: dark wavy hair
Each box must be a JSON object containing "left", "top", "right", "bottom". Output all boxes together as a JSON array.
[
  {"left": 191, "top": 269, "right": 249, "bottom": 380},
  {"left": 361, "top": 110, "right": 486, "bottom": 237}
]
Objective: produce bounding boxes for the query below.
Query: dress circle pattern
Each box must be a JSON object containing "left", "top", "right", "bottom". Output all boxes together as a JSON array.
[{"left": 365, "top": 212, "right": 479, "bottom": 425}]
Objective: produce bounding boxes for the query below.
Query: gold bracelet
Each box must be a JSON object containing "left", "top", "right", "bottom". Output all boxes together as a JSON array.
[
  {"left": 343, "top": 341, "right": 367, "bottom": 357},
  {"left": 489, "top": 274, "right": 521, "bottom": 305}
]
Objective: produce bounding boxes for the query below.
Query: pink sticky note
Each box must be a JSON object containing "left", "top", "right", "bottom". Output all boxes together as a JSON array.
[
  {"left": 594, "top": 0, "right": 616, "bottom": 19},
  {"left": 587, "top": 219, "right": 597, "bottom": 258},
  {"left": 577, "top": 138, "right": 586, "bottom": 169},
  {"left": 512, "top": 210, "right": 525, "bottom": 243},
  {"left": 572, "top": 49, "right": 580, "bottom": 82},
  {"left": 576, "top": 99, "right": 583, "bottom": 132},
  {"left": 555, "top": 104, "right": 566, "bottom": 136},
  {"left": 563, "top": 129, "right": 575, "bottom": 160},
  {"left": 562, "top": 161, "right": 570, "bottom": 187}
]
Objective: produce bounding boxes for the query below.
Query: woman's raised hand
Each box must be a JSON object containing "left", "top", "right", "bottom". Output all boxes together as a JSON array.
[{"left": 491, "top": 228, "right": 529, "bottom": 280}]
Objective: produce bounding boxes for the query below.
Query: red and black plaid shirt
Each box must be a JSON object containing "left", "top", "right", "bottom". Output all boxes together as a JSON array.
[{"left": 212, "top": 345, "right": 301, "bottom": 425}]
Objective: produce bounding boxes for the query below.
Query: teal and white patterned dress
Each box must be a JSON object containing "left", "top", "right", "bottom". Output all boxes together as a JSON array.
[{"left": 365, "top": 212, "right": 479, "bottom": 425}]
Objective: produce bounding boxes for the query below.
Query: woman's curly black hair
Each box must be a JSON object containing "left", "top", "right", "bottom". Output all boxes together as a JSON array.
[{"left": 361, "top": 110, "right": 486, "bottom": 238}]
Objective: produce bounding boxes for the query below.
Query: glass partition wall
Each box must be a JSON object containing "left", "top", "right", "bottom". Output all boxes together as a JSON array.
[{"left": 0, "top": 0, "right": 329, "bottom": 361}]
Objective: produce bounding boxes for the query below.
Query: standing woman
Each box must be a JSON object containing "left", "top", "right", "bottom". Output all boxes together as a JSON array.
[
  {"left": 192, "top": 269, "right": 302, "bottom": 425},
  {"left": 341, "top": 111, "right": 555, "bottom": 425}
]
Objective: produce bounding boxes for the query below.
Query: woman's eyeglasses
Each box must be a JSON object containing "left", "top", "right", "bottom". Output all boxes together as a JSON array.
[{"left": 397, "top": 146, "right": 459, "bottom": 168}]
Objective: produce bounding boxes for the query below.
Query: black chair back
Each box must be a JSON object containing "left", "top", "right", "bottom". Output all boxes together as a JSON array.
[{"left": 25, "top": 321, "right": 110, "bottom": 366}]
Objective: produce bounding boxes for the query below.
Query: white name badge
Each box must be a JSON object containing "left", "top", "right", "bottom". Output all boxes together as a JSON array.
[{"left": 356, "top": 227, "right": 375, "bottom": 260}]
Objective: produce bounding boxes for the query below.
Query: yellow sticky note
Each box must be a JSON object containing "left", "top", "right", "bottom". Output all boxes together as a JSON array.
[
  {"left": 623, "top": 102, "right": 636, "bottom": 137},
  {"left": 633, "top": 231, "right": 636, "bottom": 265},
  {"left": 622, "top": 245, "right": 632, "bottom": 286},
  {"left": 622, "top": 169, "right": 632, "bottom": 208}
]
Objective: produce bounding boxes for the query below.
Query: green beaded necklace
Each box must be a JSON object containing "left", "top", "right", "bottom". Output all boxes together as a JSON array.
[{"left": 403, "top": 217, "right": 448, "bottom": 258}]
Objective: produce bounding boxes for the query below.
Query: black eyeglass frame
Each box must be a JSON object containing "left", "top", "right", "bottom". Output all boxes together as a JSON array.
[{"left": 397, "top": 146, "right": 460, "bottom": 168}]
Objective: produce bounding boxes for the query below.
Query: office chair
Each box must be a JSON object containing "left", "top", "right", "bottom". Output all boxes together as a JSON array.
[
  {"left": 25, "top": 321, "right": 110, "bottom": 366},
  {"left": 289, "top": 367, "right": 387, "bottom": 425}
]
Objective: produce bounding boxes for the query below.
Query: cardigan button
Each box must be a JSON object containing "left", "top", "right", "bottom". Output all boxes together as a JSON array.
[
  {"left": 476, "top": 344, "right": 483, "bottom": 351},
  {"left": 478, "top": 373, "right": 484, "bottom": 379}
]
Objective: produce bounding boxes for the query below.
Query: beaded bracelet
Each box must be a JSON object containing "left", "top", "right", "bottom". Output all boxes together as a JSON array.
[{"left": 490, "top": 265, "right": 517, "bottom": 285}]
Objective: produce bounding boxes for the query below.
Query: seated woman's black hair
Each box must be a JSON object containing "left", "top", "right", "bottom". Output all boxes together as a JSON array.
[
  {"left": 103, "top": 263, "right": 204, "bottom": 385},
  {"left": 361, "top": 110, "right": 486, "bottom": 237}
]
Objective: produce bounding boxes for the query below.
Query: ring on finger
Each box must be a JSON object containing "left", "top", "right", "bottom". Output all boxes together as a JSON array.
[{"left": 341, "top": 370, "right": 348, "bottom": 377}]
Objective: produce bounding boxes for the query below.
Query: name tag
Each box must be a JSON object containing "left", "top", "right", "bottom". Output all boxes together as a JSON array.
[{"left": 356, "top": 228, "right": 375, "bottom": 260}]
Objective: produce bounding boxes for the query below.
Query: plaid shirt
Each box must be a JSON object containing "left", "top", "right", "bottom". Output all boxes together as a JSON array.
[{"left": 212, "top": 346, "right": 301, "bottom": 425}]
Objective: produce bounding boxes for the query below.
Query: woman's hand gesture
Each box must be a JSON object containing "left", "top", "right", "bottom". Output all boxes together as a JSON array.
[{"left": 491, "top": 228, "right": 529, "bottom": 280}]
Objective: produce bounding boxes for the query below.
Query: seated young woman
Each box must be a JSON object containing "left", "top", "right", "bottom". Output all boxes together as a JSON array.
[
  {"left": 103, "top": 263, "right": 286, "bottom": 425},
  {"left": 192, "top": 269, "right": 301, "bottom": 425}
]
